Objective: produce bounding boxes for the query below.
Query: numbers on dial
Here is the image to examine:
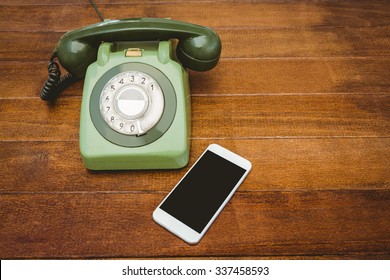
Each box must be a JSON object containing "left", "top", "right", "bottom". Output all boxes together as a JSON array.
[
  {"left": 148, "top": 83, "right": 158, "bottom": 93},
  {"left": 99, "top": 71, "right": 164, "bottom": 136}
]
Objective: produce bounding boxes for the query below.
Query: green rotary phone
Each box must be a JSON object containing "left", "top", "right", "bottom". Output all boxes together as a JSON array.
[{"left": 40, "top": 18, "right": 221, "bottom": 170}]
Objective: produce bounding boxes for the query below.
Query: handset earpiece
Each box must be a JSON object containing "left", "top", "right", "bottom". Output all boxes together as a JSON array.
[{"left": 176, "top": 31, "right": 221, "bottom": 71}]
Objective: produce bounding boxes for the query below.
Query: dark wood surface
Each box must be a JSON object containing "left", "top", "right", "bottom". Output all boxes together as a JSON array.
[{"left": 0, "top": 0, "right": 389, "bottom": 259}]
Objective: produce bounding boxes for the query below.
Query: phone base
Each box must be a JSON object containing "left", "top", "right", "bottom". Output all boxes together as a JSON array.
[
  {"left": 81, "top": 142, "right": 190, "bottom": 170},
  {"left": 79, "top": 41, "right": 190, "bottom": 170}
]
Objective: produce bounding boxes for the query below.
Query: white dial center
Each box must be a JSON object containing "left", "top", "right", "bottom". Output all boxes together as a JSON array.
[{"left": 114, "top": 85, "right": 149, "bottom": 119}]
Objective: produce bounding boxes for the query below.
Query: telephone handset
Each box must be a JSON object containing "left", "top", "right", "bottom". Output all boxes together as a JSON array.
[{"left": 40, "top": 18, "right": 221, "bottom": 170}]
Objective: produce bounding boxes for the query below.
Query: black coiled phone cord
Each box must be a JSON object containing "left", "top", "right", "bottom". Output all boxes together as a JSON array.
[{"left": 39, "top": 53, "right": 79, "bottom": 101}]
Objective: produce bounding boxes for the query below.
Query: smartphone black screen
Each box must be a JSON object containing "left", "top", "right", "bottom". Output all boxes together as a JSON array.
[{"left": 160, "top": 150, "right": 246, "bottom": 233}]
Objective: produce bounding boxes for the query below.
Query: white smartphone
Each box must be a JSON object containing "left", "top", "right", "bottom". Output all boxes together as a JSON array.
[{"left": 153, "top": 144, "right": 252, "bottom": 244}]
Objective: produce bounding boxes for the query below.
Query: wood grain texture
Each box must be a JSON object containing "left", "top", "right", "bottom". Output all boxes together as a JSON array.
[
  {"left": 0, "top": 0, "right": 389, "bottom": 259},
  {"left": 1, "top": 1, "right": 389, "bottom": 33},
  {"left": 1, "top": 190, "right": 389, "bottom": 258},
  {"left": 0, "top": 139, "right": 388, "bottom": 193},
  {"left": 0, "top": 94, "right": 389, "bottom": 141},
  {"left": 0, "top": 58, "right": 389, "bottom": 98}
]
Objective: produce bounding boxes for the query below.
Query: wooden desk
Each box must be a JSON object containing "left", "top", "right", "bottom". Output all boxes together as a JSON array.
[{"left": 1, "top": 0, "right": 389, "bottom": 259}]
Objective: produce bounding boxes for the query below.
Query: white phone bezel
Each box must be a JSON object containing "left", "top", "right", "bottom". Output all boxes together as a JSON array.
[{"left": 153, "top": 144, "right": 252, "bottom": 244}]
